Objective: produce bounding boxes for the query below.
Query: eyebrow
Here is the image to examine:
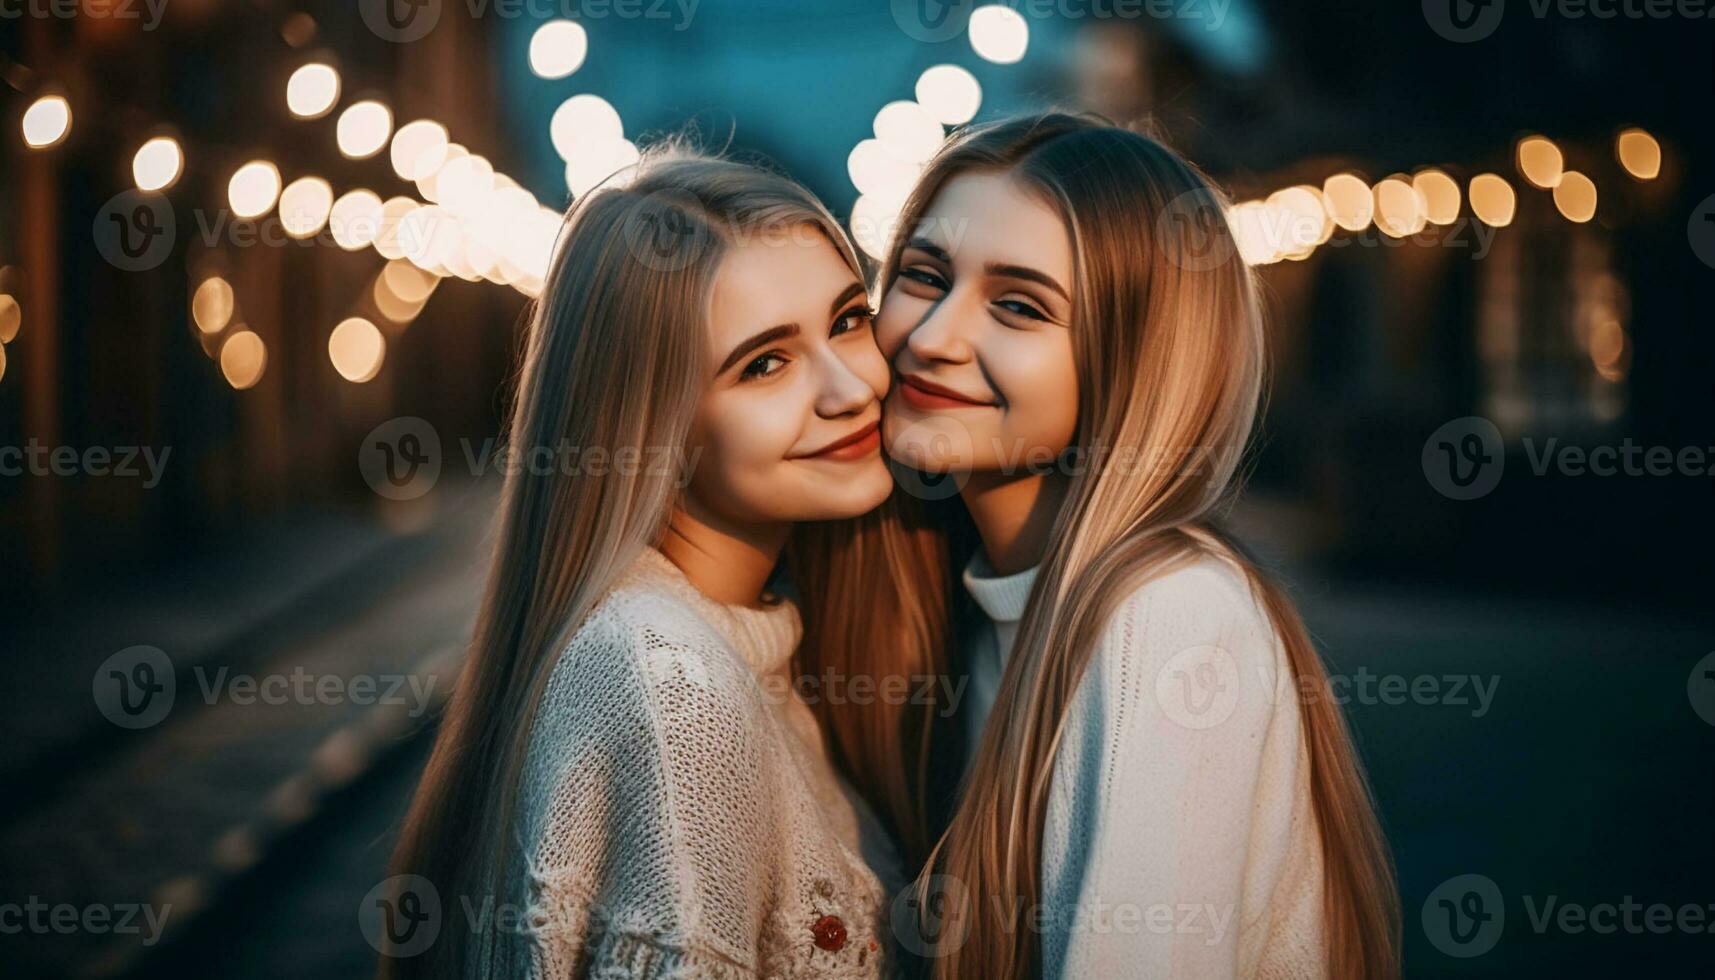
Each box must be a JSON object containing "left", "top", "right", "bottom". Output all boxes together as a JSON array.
[
  {"left": 714, "top": 280, "right": 867, "bottom": 376},
  {"left": 904, "top": 237, "right": 1070, "bottom": 304},
  {"left": 905, "top": 237, "right": 951, "bottom": 263},
  {"left": 717, "top": 323, "right": 799, "bottom": 375},
  {"left": 984, "top": 262, "right": 1070, "bottom": 303},
  {"left": 828, "top": 280, "right": 867, "bottom": 318}
]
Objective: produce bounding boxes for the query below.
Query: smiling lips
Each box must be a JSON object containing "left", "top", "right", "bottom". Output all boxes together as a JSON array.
[
  {"left": 799, "top": 419, "right": 881, "bottom": 461},
  {"left": 799, "top": 376, "right": 990, "bottom": 462},
  {"left": 897, "top": 373, "right": 995, "bottom": 411}
]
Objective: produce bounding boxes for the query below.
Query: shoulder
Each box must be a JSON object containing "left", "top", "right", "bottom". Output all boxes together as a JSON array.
[
  {"left": 531, "top": 585, "right": 774, "bottom": 764},
  {"left": 1086, "top": 550, "right": 1290, "bottom": 733},
  {"left": 557, "top": 584, "right": 762, "bottom": 703},
  {"left": 1104, "top": 551, "right": 1278, "bottom": 665}
]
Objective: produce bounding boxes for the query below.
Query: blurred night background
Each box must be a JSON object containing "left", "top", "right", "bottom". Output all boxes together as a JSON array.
[{"left": 2, "top": 1, "right": 1712, "bottom": 977}]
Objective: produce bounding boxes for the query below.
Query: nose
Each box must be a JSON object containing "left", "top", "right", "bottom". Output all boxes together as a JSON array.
[
  {"left": 812, "top": 347, "right": 876, "bottom": 419},
  {"left": 903, "top": 292, "right": 976, "bottom": 366}
]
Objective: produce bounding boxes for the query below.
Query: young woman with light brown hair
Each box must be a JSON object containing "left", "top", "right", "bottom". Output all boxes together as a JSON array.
[
  {"left": 382, "top": 148, "right": 929, "bottom": 978},
  {"left": 809, "top": 113, "right": 1401, "bottom": 979}
]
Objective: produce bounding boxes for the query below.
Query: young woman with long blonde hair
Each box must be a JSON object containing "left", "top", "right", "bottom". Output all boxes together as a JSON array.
[
  {"left": 382, "top": 148, "right": 929, "bottom": 978},
  {"left": 808, "top": 113, "right": 1401, "bottom": 979}
]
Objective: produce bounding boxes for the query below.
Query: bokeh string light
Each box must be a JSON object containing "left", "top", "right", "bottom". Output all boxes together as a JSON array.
[
  {"left": 285, "top": 63, "right": 341, "bottom": 120},
  {"left": 3, "top": 7, "right": 1669, "bottom": 391},
  {"left": 132, "top": 136, "right": 184, "bottom": 192},
  {"left": 1228, "top": 127, "right": 1656, "bottom": 266},
  {"left": 21, "top": 94, "right": 71, "bottom": 148}
]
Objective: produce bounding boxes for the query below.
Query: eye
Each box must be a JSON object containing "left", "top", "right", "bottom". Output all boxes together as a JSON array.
[
  {"left": 740, "top": 352, "right": 788, "bottom": 381},
  {"left": 993, "top": 298, "right": 1049, "bottom": 322},
  {"left": 899, "top": 267, "right": 950, "bottom": 292},
  {"left": 831, "top": 305, "right": 875, "bottom": 337}
]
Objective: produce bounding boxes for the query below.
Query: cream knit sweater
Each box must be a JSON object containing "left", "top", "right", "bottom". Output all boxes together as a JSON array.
[
  {"left": 960, "top": 549, "right": 1328, "bottom": 979},
  {"left": 513, "top": 546, "right": 903, "bottom": 978}
]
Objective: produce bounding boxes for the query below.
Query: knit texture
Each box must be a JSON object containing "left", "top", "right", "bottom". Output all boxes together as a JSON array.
[
  {"left": 961, "top": 550, "right": 1329, "bottom": 980},
  {"left": 515, "top": 546, "right": 895, "bottom": 979}
]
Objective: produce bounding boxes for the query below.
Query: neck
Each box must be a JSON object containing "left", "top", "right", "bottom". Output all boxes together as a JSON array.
[
  {"left": 960, "top": 469, "right": 1069, "bottom": 575},
  {"left": 659, "top": 501, "right": 788, "bottom": 607}
]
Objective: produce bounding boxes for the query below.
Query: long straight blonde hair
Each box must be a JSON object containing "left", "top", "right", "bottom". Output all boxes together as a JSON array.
[
  {"left": 382, "top": 146, "right": 888, "bottom": 978},
  {"left": 808, "top": 113, "right": 1401, "bottom": 979}
]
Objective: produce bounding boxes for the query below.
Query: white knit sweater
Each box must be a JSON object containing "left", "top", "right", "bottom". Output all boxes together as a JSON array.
[
  {"left": 959, "top": 549, "right": 1328, "bottom": 979},
  {"left": 514, "top": 546, "right": 903, "bottom": 978}
]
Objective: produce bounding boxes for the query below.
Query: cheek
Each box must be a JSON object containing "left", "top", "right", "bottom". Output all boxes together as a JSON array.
[
  {"left": 874, "top": 287, "right": 923, "bottom": 360},
  {"left": 690, "top": 390, "right": 803, "bottom": 506},
  {"left": 991, "top": 332, "right": 1079, "bottom": 452}
]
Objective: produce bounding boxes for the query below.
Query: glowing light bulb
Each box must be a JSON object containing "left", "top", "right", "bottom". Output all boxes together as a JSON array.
[
  {"left": 549, "top": 95, "right": 623, "bottom": 160},
  {"left": 969, "top": 5, "right": 1029, "bottom": 64},
  {"left": 1615, "top": 128, "right": 1661, "bottom": 181},
  {"left": 279, "top": 176, "right": 335, "bottom": 238},
  {"left": 192, "top": 277, "right": 235, "bottom": 334},
  {"left": 1516, "top": 135, "right": 1563, "bottom": 189},
  {"left": 1412, "top": 169, "right": 1462, "bottom": 226},
  {"left": 329, "top": 317, "right": 386, "bottom": 383},
  {"left": 1468, "top": 173, "right": 1516, "bottom": 227},
  {"left": 1553, "top": 170, "right": 1597, "bottom": 223},
  {"left": 1372, "top": 177, "right": 1428, "bottom": 238},
  {"left": 286, "top": 63, "right": 341, "bottom": 119},
  {"left": 390, "top": 120, "right": 450, "bottom": 182},
  {"left": 221, "top": 331, "right": 267, "bottom": 389},
  {"left": 915, "top": 65, "right": 982, "bottom": 126},
  {"left": 873, "top": 101, "right": 944, "bottom": 164},
  {"left": 337, "top": 100, "right": 393, "bottom": 160},
  {"left": 228, "top": 161, "right": 283, "bottom": 219},
  {"left": 132, "top": 136, "right": 184, "bottom": 192},
  {"left": 564, "top": 139, "right": 640, "bottom": 197},
  {"left": 330, "top": 189, "right": 385, "bottom": 250},
  {"left": 848, "top": 139, "right": 921, "bottom": 200},
  {"left": 22, "top": 95, "right": 71, "bottom": 149},
  {"left": 529, "top": 20, "right": 588, "bottom": 79},
  {"left": 850, "top": 194, "right": 905, "bottom": 260},
  {"left": 1321, "top": 173, "right": 1373, "bottom": 232}
]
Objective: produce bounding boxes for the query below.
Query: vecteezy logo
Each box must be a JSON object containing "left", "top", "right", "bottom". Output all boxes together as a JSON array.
[
  {"left": 1155, "top": 645, "right": 1239, "bottom": 729},
  {"left": 1423, "top": 0, "right": 1505, "bottom": 42},
  {"left": 1156, "top": 189, "right": 1237, "bottom": 273},
  {"left": 360, "top": 874, "right": 442, "bottom": 957},
  {"left": 1422, "top": 416, "right": 1505, "bottom": 500},
  {"left": 92, "top": 645, "right": 176, "bottom": 729},
  {"left": 1688, "top": 194, "right": 1715, "bottom": 270},
  {"left": 360, "top": 0, "right": 441, "bottom": 43},
  {"left": 621, "top": 187, "right": 713, "bottom": 273},
  {"left": 359, "top": 417, "right": 443, "bottom": 501},
  {"left": 639, "top": 640, "right": 715, "bottom": 691},
  {"left": 1688, "top": 651, "right": 1715, "bottom": 726},
  {"left": 891, "top": 0, "right": 977, "bottom": 43},
  {"left": 890, "top": 873, "right": 970, "bottom": 956},
  {"left": 93, "top": 190, "right": 176, "bottom": 272},
  {"left": 884, "top": 416, "right": 973, "bottom": 501},
  {"left": 1422, "top": 873, "right": 1504, "bottom": 957}
]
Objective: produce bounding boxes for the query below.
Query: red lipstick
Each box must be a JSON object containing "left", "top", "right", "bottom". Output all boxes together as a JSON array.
[
  {"left": 798, "top": 419, "right": 881, "bottom": 461},
  {"left": 897, "top": 373, "right": 995, "bottom": 411}
]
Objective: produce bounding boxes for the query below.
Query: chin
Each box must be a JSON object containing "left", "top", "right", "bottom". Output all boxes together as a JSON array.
[
  {"left": 792, "top": 459, "right": 894, "bottom": 519},
  {"left": 882, "top": 411, "right": 979, "bottom": 474}
]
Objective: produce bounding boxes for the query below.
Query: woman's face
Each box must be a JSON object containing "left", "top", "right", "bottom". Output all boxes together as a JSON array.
[
  {"left": 684, "top": 225, "right": 893, "bottom": 528},
  {"left": 875, "top": 172, "right": 1079, "bottom": 478}
]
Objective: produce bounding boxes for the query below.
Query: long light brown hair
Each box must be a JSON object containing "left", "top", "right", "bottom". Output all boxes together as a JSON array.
[
  {"left": 382, "top": 146, "right": 895, "bottom": 977},
  {"left": 812, "top": 113, "right": 1400, "bottom": 979}
]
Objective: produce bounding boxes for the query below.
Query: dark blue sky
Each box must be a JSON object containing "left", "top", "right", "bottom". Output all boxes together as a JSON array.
[{"left": 497, "top": 1, "right": 1082, "bottom": 213}]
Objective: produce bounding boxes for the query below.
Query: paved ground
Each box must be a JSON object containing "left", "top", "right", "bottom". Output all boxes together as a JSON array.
[{"left": 3, "top": 493, "right": 1711, "bottom": 978}]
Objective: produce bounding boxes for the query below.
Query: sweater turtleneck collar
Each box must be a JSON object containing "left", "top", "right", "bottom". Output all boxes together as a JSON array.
[
  {"left": 625, "top": 545, "right": 802, "bottom": 677},
  {"left": 961, "top": 548, "right": 1040, "bottom": 626}
]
